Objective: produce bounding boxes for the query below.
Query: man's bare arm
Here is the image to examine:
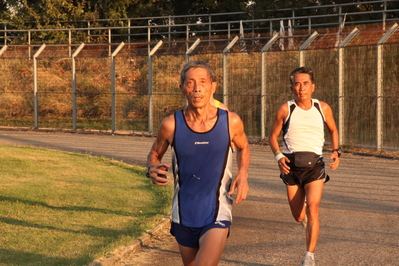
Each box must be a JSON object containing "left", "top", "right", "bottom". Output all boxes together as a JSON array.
[
  {"left": 268, "top": 104, "right": 291, "bottom": 175},
  {"left": 228, "top": 112, "right": 250, "bottom": 204},
  {"left": 321, "top": 101, "right": 340, "bottom": 170},
  {"left": 146, "top": 115, "right": 174, "bottom": 186}
]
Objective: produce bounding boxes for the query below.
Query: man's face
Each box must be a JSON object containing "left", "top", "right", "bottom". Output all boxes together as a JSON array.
[
  {"left": 180, "top": 67, "right": 216, "bottom": 108},
  {"left": 290, "top": 73, "right": 315, "bottom": 101}
]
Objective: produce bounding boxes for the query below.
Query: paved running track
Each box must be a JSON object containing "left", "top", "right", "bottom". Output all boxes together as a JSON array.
[{"left": 0, "top": 130, "right": 398, "bottom": 266}]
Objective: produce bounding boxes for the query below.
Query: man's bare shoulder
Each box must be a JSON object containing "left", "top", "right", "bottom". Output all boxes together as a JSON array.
[
  {"left": 161, "top": 113, "right": 175, "bottom": 124},
  {"left": 276, "top": 102, "right": 289, "bottom": 119},
  {"left": 279, "top": 102, "right": 289, "bottom": 111},
  {"left": 158, "top": 113, "right": 176, "bottom": 137},
  {"left": 318, "top": 100, "right": 333, "bottom": 112},
  {"left": 227, "top": 111, "right": 243, "bottom": 124}
]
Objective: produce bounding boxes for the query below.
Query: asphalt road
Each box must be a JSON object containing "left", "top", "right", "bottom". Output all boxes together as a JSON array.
[{"left": 0, "top": 130, "right": 398, "bottom": 266}]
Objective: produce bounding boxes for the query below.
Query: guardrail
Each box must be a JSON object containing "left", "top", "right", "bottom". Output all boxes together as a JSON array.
[{"left": 1, "top": 0, "right": 398, "bottom": 50}]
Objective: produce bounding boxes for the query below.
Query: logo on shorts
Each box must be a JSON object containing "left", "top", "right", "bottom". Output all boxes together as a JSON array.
[
  {"left": 194, "top": 141, "right": 209, "bottom": 145},
  {"left": 214, "top": 221, "right": 226, "bottom": 227}
]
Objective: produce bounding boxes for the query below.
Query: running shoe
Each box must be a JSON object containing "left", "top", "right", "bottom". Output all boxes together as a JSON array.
[{"left": 302, "top": 255, "right": 315, "bottom": 266}]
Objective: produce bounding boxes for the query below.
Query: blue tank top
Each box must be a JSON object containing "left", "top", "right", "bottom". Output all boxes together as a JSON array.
[{"left": 171, "top": 109, "right": 234, "bottom": 227}]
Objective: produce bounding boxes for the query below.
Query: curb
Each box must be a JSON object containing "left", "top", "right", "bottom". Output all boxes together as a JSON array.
[{"left": 87, "top": 215, "right": 171, "bottom": 266}]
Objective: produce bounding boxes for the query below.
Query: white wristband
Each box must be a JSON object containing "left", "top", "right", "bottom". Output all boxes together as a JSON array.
[{"left": 274, "top": 152, "right": 285, "bottom": 162}]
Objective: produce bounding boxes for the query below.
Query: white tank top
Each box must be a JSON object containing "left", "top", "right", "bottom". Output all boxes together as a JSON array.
[{"left": 281, "top": 99, "right": 326, "bottom": 155}]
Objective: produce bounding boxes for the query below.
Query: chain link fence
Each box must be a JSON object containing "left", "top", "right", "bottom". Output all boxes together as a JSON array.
[{"left": 0, "top": 22, "right": 398, "bottom": 152}]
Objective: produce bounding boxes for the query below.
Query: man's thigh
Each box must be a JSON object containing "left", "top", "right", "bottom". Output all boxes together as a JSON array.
[{"left": 197, "top": 228, "right": 229, "bottom": 265}]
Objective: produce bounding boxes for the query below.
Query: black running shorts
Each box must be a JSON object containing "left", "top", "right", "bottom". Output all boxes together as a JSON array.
[{"left": 280, "top": 157, "right": 330, "bottom": 187}]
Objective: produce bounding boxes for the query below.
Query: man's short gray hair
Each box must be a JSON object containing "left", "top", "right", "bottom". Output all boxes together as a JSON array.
[{"left": 180, "top": 61, "right": 216, "bottom": 85}]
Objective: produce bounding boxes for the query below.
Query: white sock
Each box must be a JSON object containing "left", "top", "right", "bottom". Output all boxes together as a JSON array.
[{"left": 305, "top": 251, "right": 314, "bottom": 259}]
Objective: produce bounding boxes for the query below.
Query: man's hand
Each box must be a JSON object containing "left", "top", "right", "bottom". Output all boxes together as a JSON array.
[
  {"left": 278, "top": 156, "right": 291, "bottom": 175},
  {"left": 228, "top": 173, "right": 249, "bottom": 204},
  {"left": 329, "top": 154, "right": 340, "bottom": 170},
  {"left": 148, "top": 163, "right": 170, "bottom": 186}
]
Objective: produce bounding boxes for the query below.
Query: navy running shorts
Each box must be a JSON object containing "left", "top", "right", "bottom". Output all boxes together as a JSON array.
[{"left": 170, "top": 220, "right": 231, "bottom": 248}]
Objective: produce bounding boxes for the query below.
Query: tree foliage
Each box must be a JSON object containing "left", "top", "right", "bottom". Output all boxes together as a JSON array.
[{"left": 1, "top": 0, "right": 398, "bottom": 29}]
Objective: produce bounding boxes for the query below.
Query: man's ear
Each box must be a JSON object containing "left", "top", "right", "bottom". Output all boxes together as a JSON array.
[{"left": 212, "top": 82, "right": 217, "bottom": 94}]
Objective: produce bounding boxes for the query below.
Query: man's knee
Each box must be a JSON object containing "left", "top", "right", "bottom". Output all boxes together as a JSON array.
[{"left": 306, "top": 202, "right": 320, "bottom": 218}]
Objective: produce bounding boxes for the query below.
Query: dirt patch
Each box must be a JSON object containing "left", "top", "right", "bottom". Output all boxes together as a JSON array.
[
  {"left": 344, "top": 146, "right": 399, "bottom": 159},
  {"left": 112, "top": 223, "right": 179, "bottom": 266}
]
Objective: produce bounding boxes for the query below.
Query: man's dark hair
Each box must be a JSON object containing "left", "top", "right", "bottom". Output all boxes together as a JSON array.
[{"left": 289, "top": 67, "right": 314, "bottom": 85}]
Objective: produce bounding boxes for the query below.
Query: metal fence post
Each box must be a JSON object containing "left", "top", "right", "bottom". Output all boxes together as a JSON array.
[
  {"left": 383, "top": 0, "right": 387, "bottom": 30},
  {"left": 338, "top": 28, "right": 359, "bottom": 146},
  {"left": 168, "top": 16, "right": 172, "bottom": 46},
  {"left": 270, "top": 20, "right": 273, "bottom": 36},
  {"left": 209, "top": 15, "right": 212, "bottom": 44},
  {"left": 260, "top": 33, "right": 279, "bottom": 140},
  {"left": 0, "top": 45, "right": 7, "bottom": 56},
  {"left": 292, "top": 9, "right": 295, "bottom": 31},
  {"left": 222, "top": 36, "right": 239, "bottom": 108},
  {"left": 148, "top": 40, "right": 163, "bottom": 133},
  {"left": 128, "top": 19, "right": 131, "bottom": 44},
  {"left": 33, "top": 44, "right": 46, "bottom": 129},
  {"left": 147, "top": 26, "right": 151, "bottom": 54},
  {"left": 108, "top": 28, "right": 111, "bottom": 56},
  {"left": 111, "top": 42, "right": 125, "bottom": 134},
  {"left": 299, "top": 31, "right": 318, "bottom": 67},
  {"left": 2, "top": 24, "right": 5, "bottom": 46},
  {"left": 376, "top": 23, "right": 398, "bottom": 150},
  {"left": 28, "top": 31, "right": 31, "bottom": 59},
  {"left": 68, "top": 30, "right": 72, "bottom": 57},
  {"left": 185, "top": 38, "right": 201, "bottom": 62},
  {"left": 186, "top": 25, "right": 189, "bottom": 51},
  {"left": 71, "top": 43, "right": 85, "bottom": 131},
  {"left": 87, "top": 21, "right": 91, "bottom": 42}
]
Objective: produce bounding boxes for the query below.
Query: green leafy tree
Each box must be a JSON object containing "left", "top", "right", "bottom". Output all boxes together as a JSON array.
[
  {"left": 0, "top": 1, "right": 8, "bottom": 19},
  {"left": 2, "top": 0, "right": 398, "bottom": 29},
  {"left": 4, "top": 0, "right": 98, "bottom": 29}
]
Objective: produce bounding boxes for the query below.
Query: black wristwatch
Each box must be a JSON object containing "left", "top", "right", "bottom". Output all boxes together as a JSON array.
[
  {"left": 332, "top": 149, "right": 342, "bottom": 157},
  {"left": 145, "top": 166, "right": 152, "bottom": 178}
]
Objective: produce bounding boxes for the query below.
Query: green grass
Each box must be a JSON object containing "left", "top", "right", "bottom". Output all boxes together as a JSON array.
[{"left": 0, "top": 146, "right": 173, "bottom": 266}]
